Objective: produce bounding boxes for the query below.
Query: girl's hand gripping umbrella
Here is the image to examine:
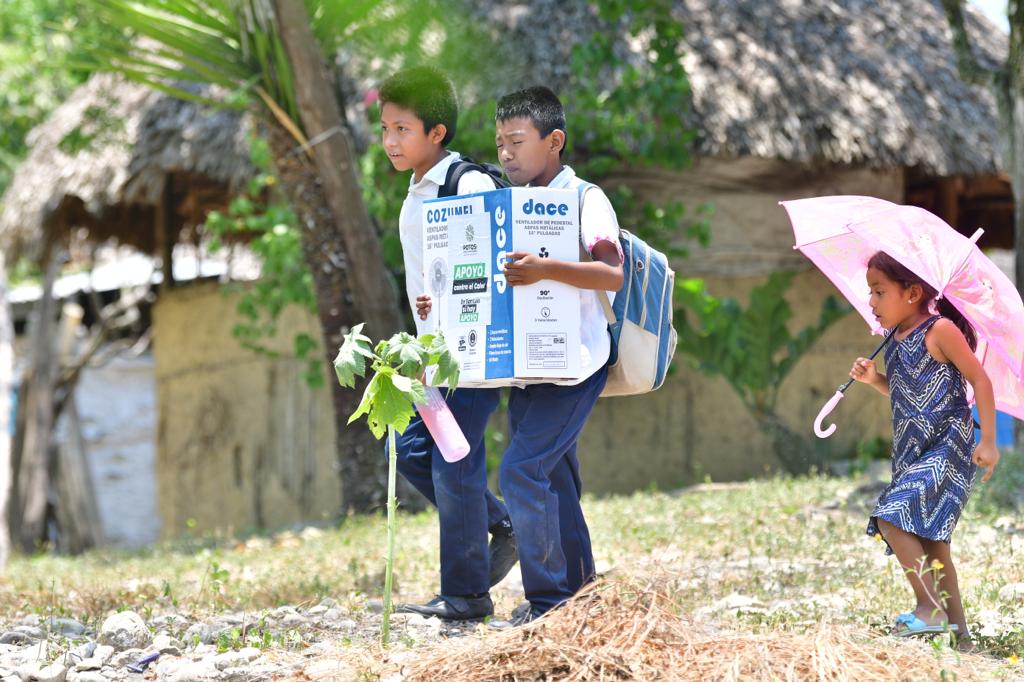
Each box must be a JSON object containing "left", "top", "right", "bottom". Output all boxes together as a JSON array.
[{"left": 814, "top": 333, "right": 892, "bottom": 438}]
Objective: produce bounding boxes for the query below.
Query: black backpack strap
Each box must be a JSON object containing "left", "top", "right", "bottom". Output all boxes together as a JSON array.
[
  {"left": 439, "top": 160, "right": 471, "bottom": 198},
  {"left": 438, "top": 156, "right": 507, "bottom": 197}
]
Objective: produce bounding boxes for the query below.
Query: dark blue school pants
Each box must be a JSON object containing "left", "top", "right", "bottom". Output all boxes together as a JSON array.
[
  {"left": 388, "top": 387, "right": 506, "bottom": 596},
  {"left": 499, "top": 365, "right": 607, "bottom": 612}
]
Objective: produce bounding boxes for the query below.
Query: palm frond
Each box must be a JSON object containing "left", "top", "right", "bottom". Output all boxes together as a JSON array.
[
  {"left": 80, "top": 0, "right": 300, "bottom": 131},
  {"left": 254, "top": 85, "right": 308, "bottom": 151}
]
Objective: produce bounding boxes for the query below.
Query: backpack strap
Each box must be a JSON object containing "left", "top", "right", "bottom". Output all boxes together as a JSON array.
[
  {"left": 576, "top": 182, "right": 594, "bottom": 261},
  {"left": 438, "top": 160, "right": 474, "bottom": 198},
  {"left": 576, "top": 182, "right": 616, "bottom": 325},
  {"left": 438, "top": 156, "right": 506, "bottom": 198}
]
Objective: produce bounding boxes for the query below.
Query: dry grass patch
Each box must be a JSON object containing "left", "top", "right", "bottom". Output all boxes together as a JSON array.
[{"left": 401, "top": 576, "right": 1005, "bottom": 682}]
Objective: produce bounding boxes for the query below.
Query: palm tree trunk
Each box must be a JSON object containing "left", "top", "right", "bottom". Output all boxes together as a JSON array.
[
  {"left": 1010, "top": 88, "right": 1024, "bottom": 448},
  {"left": 271, "top": 0, "right": 401, "bottom": 335},
  {"left": 269, "top": 0, "right": 405, "bottom": 513}
]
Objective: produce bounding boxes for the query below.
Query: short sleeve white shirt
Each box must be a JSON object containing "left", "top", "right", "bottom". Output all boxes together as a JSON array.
[{"left": 542, "top": 165, "right": 622, "bottom": 384}]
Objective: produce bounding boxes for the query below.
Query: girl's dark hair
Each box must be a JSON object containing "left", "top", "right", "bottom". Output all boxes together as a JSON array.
[
  {"left": 495, "top": 86, "right": 567, "bottom": 153},
  {"left": 867, "top": 251, "right": 977, "bottom": 350},
  {"left": 378, "top": 66, "right": 458, "bottom": 146}
]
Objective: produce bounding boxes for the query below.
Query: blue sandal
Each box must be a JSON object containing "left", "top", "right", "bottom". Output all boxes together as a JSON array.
[{"left": 892, "top": 612, "right": 959, "bottom": 637}]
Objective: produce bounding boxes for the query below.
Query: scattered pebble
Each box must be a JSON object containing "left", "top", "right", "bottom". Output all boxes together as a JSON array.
[
  {"left": 45, "top": 618, "right": 86, "bottom": 637},
  {"left": 99, "top": 612, "right": 151, "bottom": 651}
]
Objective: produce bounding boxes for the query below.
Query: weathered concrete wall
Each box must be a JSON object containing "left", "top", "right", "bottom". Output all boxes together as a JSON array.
[
  {"left": 153, "top": 282, "right": 340, "bottom": 537},
  {"left": 576, "top": 160, "right": 902, "bottom": 493}
]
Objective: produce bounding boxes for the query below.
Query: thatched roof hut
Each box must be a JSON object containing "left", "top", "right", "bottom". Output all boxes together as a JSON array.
[
  {"left": 0, "top": 73, "right": 255, "bottom": 265},
  {"left": 478, "top": 0, "right": 1007, "bottom": 176},
  {"left": 675, "top": 0, "right": 1005, "bottom": 175}
]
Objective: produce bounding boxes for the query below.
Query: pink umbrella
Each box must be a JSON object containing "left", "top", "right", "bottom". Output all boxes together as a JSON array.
[{"left": 781, "top": 195, "right": 1024, "bottom": 438}]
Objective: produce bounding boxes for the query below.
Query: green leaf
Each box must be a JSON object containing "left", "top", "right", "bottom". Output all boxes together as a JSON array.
[
  {"left": 737, "top": 271, "right": 795, "bottom": 391},
  {"left": 88, "top": 64, "right": 238, "bottom": 110},
  {"left": 372, "top": 372, "right": 417, "bottom": 436},
  {"left": 434, "top": 349, "right": 460, "bottom": 389},
  {"left": 348, "top": 372, "right": 385, "bottom": 439},
  {"left": 346, "top": 366, "right": 419, "bottom": 439},
  {"left": 778, "top": 295, "right": 851, "bottom": 382},
  {"left": 294, "top": 332, "right": 318, "bottom": 360},
  {"left": 674, "top": 271, "right": 849, "bottom": 416},
  {"left": 333, "top": 323, "right": 376, "bottom": 387},
  {"left": 384, "top": 332, "right": 428, "bottom": 378},
  {"left": 92, "top": 1, "right": 244, "bottom": 74},
  {"left": 425, "top": 332, "right": 460, "bottom": 388},
  {"left": 391, "top": 373, "right": 427, "bottom": 406}
]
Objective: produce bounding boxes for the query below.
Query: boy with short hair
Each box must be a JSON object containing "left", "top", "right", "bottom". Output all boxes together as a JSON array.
[
  {"left": 377, "top": 65, "right": 516, "bottom": 620},
  {"left": 493, "top": 86, "right": 624, "bottom": 623}
]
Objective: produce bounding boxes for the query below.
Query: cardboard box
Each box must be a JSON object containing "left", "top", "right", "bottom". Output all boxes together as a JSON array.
[{"left": 422, "top": 187, "right": 581, "bottom": 386}]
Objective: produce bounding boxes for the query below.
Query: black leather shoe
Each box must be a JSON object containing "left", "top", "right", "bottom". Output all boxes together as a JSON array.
[
  {"left": 510, "top": 601, "right": 531, "bottom": 620},
  {"left": 488, "top": 604, "right": 545, "bottom": 629},
  {"left": 395, "top": 594, "right": 493, "bottom": 620},
  {"left": 489, "top": 522, "right": 519, "bottom": 587}
]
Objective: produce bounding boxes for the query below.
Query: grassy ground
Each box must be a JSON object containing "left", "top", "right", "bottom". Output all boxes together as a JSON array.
[{"left": 3, "top": 467, "right": 1024, "bottom": 679}]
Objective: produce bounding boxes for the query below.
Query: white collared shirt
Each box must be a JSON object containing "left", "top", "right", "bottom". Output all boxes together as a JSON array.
[
  {"left": 541, "top": 165, "right": 622, "bottom": 384},
  {"left": 398, "top": 151, "right": 496, "bottom": 336}
]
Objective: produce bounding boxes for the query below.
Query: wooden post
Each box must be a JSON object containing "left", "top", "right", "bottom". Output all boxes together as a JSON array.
[
  {"left": 51, "top": 302, "right": 103, "bottom": 553},
  {"left": 155, "top": 177, "right": 175, "bottom": 290},
  {"left": 51, "top": 399, "right": 103, "bottom": 554},
  {"left": 271, "top": 0, "right": 404, "bottom": 513},
  {"left": 10, "top": 253, "right": 60, "bottom": 551},
  {"left": 936, "top": 176, "right": 962, "bottom": 229}
]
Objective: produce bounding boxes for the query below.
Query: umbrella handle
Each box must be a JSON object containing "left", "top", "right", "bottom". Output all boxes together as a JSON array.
[
  {"left": 815, "top": 333, "right": 894, "bottom": 438},
  {"left": 813, "top": 390, "right": 845, "bottom": 439}
]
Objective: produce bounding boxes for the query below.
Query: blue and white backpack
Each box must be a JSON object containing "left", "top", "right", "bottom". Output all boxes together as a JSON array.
[{"left": 578, "top": 183, "right": 678, "bottom": 397}]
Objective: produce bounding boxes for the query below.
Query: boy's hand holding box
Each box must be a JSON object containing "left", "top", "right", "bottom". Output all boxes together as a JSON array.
[{"left": 423, "top": 187, "right": 581, "bottom": 386}]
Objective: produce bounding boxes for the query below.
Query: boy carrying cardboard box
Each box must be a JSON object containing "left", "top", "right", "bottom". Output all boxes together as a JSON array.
[{"left": 377, "top": 66, "right": 517, "bottom": 621}]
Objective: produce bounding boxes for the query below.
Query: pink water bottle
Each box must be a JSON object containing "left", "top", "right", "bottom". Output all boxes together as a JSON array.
[{"left": 418, "top": 386, "right": 470, "bottom": 462}]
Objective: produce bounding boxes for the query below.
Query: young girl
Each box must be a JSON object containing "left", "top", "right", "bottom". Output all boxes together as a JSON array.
[{"left": 850, "top": 251, "right": 999, "bottom": 648}]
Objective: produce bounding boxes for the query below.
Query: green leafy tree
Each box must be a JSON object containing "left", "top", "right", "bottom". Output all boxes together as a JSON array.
[
  {"left": 564, "top": 0, "right": 713, "bottom": 255},
  {"left": 0, "top": 0, "right": 113, "bottom": 193},
  {"left": 674, "top": 272, "right": 850, "bottom": 473},
  {"left": 333, "top": 323, "right": 459, "bottom": 644}
]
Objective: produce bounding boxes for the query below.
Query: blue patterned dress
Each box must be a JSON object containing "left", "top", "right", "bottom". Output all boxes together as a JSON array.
[{"left": 866, "top": 316, "right": 977, "bottom": 553}]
